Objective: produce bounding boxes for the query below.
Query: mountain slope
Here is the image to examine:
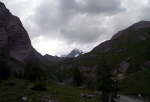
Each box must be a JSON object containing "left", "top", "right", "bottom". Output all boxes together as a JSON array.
[
  {"left": 84, "top": 21, "right": 150, "bottom": 74},
  {"left": 44, "top": 54, "right": 62, "bottom": 63}
]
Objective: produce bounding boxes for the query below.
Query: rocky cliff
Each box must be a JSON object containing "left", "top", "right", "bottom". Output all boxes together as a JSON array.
[
  {"left": 0, "top": 2, "right": 32, "bottom": 63},
  {"left": 0, "top": 2, "right": 49, "bottom": 75}
]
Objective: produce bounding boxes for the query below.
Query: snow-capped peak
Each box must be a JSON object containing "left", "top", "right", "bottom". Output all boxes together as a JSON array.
[
  {"left": 66, "top": 48, "right": 84, "bottom": 58},
  {"left": 73, "top": 48, "right": 83, "bottom": 53}
]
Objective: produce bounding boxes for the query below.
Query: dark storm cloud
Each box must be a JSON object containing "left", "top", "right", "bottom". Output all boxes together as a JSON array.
[{"left": 25, "top": 0, "right": 125, "bottom": 44}]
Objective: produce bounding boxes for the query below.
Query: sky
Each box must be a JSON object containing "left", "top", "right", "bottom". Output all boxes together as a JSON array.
[{"left": 1, "top": 0, "right": 150, "bottom": 56}]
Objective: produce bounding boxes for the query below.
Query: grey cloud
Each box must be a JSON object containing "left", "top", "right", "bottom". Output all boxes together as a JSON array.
[
  {"left": 140, "top": 2, "right": 150, "bottom": 21},
  {"left": 61, "top": 25, "right": 105, "bottom": 44},
  {"left": 81, "top": 0, "right": 125, "bottom": 15},
  {"left": 25, "top": 0, "right": 125, "bottom": 44},
  {"left": 59, "top": 0, "right": 125, "bottom": 15},
  {"left": 2, "top": 0, "right": 150, "bottom": 55}
]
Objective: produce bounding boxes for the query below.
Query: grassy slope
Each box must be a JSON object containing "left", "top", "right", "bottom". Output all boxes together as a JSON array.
[
  {"left": 119, "top": 69, "right": 150, "bottom": 100},
  {"left": 0, "top": 79, "right": 100, "bottom": 102}
]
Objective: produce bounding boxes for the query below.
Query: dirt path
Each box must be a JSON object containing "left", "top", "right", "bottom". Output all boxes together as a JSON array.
[{"left": 119, "top": 95, "right": 148, "bottom": 102}]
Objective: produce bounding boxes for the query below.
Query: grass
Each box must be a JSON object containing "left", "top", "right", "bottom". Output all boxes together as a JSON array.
[
  {"left": 119, "top": 70, "right": 150, "bottom": 101},
  {"left": 0, "top": 78, "right": 101, "bottom": 102}
]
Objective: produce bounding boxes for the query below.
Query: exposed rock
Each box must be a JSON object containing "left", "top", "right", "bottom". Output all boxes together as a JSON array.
[
  {"left": 138, "top": 35, "right": 146, "bottom": 40},
  {"left": 80, "top": 93, "right": 94, "bottom": 98},
  {"left": 138, "top": 94, "right": 142, "bottom": 98},
  {"left": 118, "top": 61, "right": 129, "bottom": 74},
  {"left": 117, "top": 73, "right": 126, "bottom": 80},
  {"left": 22, "top": 96, "right": 28, "bottom": 101},
  {"left": 39, "top": 94, "right": 56, "bottom": 102},
  {"left": 140, "top": 60, "right": 150, "bottom": 70}
]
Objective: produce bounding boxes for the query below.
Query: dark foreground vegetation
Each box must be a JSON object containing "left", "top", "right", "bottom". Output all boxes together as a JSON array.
[{"left": 0, "top": 78, "right": 101, "bottom": 102}]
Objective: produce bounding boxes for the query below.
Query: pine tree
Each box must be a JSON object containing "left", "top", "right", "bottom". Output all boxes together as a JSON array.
[
  {"left": 73, "top": 66, "right": 83, "bottom": 86},
  {"left": 96, "top": 57, "right": 119, "bottom": 102},
  {"left": 24, "top": 60, "right": 46, "bottom": 82}
]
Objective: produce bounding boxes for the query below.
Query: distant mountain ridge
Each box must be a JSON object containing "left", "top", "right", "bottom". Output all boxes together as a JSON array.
[{"left": 44, "top": 48, "right": 84, "bottom": 63}]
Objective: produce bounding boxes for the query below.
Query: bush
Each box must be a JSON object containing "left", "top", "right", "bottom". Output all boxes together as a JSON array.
[{"left": 31, "top": 81, "right": 47, "bottom": 91}]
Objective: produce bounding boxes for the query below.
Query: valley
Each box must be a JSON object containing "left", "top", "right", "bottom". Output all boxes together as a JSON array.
[{"left": 0, "top": 1, "right": 150, "bottom": 102}]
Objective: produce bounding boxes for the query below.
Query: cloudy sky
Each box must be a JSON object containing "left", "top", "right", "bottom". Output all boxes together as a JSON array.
[{"left": 1, "top": 0, "right": 150, "bottom": 56}]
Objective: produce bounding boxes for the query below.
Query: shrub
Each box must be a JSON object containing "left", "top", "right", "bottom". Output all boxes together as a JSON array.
[{"left": 31, "top": 81, "right": 47, "bottom": 91}]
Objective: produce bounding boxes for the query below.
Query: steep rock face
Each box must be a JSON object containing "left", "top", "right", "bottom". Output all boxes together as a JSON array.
[
  {"left": 0, "top": 2, "right": 32, "bottom": 62},
  {"left": 0, "top": 2, "right": 50, "bottom": 76}
]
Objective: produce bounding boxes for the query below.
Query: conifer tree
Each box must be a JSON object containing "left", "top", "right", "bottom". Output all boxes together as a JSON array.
[
  {"left": 96, "top": 57, "right": 119, "bottom": 102},
  {"left": 73, "top": 66, "right": 83, "bottom": 86}
]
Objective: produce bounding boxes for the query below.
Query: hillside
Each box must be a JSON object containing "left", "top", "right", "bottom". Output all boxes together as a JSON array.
[
  {"left": 90, "top": 21, "right": 150, "bottom": 74},
  {"left": 74, "top": 21, "right": 150, "bottom": 75}
]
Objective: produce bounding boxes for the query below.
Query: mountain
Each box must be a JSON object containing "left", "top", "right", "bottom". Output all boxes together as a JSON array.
[
  {"left": 48, "top": 21, "right": 150, "bottom": 84},
  {"left": 0, "top": 2, "right": 49, "bottom": 76},
  {"left": 66, "top": 48, "right": 84, "bottom": 58},
  {"left": 0, "top": 2, "right": 32, "bottom": 62},
  {"left": 88, "top": 20, "right": 150, "bottom": 74},
  {"left": 44, "top": 54, "right": 62, "bottom": 63},
  {"left": 44, "top": 48, "right": 84, "bottom": 63}
]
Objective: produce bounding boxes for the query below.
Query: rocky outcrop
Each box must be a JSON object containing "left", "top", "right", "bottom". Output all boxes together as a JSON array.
[{"left": 118, "top": 61, "right": 129, "bottom": 74}]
